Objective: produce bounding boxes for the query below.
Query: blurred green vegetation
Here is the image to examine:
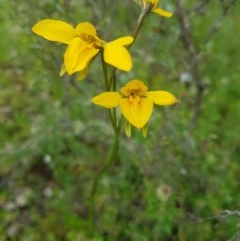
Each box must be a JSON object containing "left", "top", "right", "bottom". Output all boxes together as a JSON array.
[{"left": 1, "top": 0, "right": 240, "bottom": 240}]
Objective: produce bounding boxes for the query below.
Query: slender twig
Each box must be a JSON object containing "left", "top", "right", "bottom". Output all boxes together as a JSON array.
[
  {"left": 189, "top": 209, "right": 240, "bottom": 222},
  {"left": 176, "top": 0, "right": 238, "bottom": 129},
  {"left": 203, "top": 0, "right": 238, "bottom": 45},
  {"left": 191, "top": 0, "right": 212, "bottom": 14},
  {"left": 176, "top": 0, "right": 204, "bottom": 129}
]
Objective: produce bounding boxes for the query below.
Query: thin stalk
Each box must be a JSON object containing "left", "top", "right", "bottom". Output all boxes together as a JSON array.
[
  {"left": 88, "top": 128, "right": 120, "bottom": 236},
  {"left": 87, "top": 4, "right": 152, "bottom": 235},
  {"left": 101, "top": 52, "right": 109, "bottom": 90},
  {"left": 108, "top": 66, "right": 117, "bottom": 91},
  {"left": 88, "top": 49, "right": 120, "bottom": 236},
  {"left": 108, "top": 109, "right": 116, "bottom": 130},
  {"left": 130, "top": 3, "right": 152, "bottom": 47}
]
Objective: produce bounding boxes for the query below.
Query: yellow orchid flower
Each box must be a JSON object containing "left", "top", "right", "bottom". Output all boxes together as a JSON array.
[
  {"left": 32, "top": 19, "right": 133, "bottom": 77},
  {"left": 141, "top": 0, "right": 173, "bottom": 17},
  {"left": 92, "top": 79, "right": 178, "bottom": 133}
]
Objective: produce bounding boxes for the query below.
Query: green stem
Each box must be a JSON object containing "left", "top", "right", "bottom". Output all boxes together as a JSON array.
[
  {"left": 88, "top": 127, "right": 120, "bottom": 236},
  {"left": 130, "top": 3, "right": 152, "bottom": 47},
  {"left": 108, "top": 67, "right": 117, "bottom": 91},
  {"left": 108, "top": 109, "right": 116, "bottom": 129},
  {"left": 87, "top": 6, "right": 151, "bottom": 232},
  {"left": 101, "top": 51, "right": 109, "bottom": 90}
]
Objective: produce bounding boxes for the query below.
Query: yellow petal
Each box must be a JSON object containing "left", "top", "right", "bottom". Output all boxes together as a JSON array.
[
  {"left": 104, "top": 43, "right": 132, "bottom": 71},
  {"left": 152, "top": 8, "right": 173, "bottom": 17},
  {"left": 146, "top": 91, "right": 178, "bottom": 105},
  {"left": 121, "top": 79, "right": 148, "bottom": 97},
  {"left": 64, "top": 38, "right": 99, "bottom": 75},
  {"left": 125, "top": 120, "right": 132, "bottom": 137},
  {"left": 32, "top": 19, "right": 76, "bottom": 44},
  {"left": 109, "top": 36, "right": 133, "bottom": 46},
  {"left": 59, "top": 64, "right": 66, "bottom": 76},
  {"left": 75, "top": 22, "right": 97, "bottom": 36},
  {"left": 119, "top": 98, "right": 153, "bottom": 129},
  {"left": 142, "top": 124, "right": 148, "bottom": 138},
  {"left": 77, "top": 64, "right": 91, "bottom": 81},
  {"left": 152, "top": 0, "right": 160, "bottom": 8},
  {"left": 92, "top": 92, "right": 121, "bottom": 108}
]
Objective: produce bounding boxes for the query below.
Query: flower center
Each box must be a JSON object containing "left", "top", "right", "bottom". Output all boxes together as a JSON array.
[
  {"left": 80, "top": 34, "right": 104, "bottom": 48},
  {"left": 128, "top": 94, "right": 141, "bottom": 103},
  {"left": 120, "top": 80, "right": 148, "bottom": 103}
]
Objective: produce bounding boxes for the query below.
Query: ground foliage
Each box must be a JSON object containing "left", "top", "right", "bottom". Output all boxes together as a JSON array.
[{"left": 0, "top": 0, "right": 240, "bottom": 240}]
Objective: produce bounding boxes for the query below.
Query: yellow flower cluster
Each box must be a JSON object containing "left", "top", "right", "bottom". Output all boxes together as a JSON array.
[
  {"left": 92, "top": 80, "right": 178, "bottom": 136},
  {"left": 141, "top": 0, "right": 173, "bottom": 17},
  {"left": 32, "top": 20, "right": 133, "bottom": 80},
  {"left": 32, "top": 0, "right": 177, "bottom": 136}
]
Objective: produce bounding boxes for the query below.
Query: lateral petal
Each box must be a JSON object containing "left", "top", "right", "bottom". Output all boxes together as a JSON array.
[
  {"left": 125, "top": 120, "right": 132, "bottom": 137},
  {"left": 146, "top": 91, "right": 178, "bottom": 105},
  {"left": 64, "top": 38, "right": 99, "bottom": 75},
  {"left": 119, "top": 98, "right": 153, "bottom": 129},
  {"left": 109, "top": 36, "right": 133, "bottom": 46},
  {"left": 103, "top": 43, "right": 132, "bottom": 71},
  {"left": 59, "top": 64, "right": 66, "bottom": 76},
  {"left": 32, "top": 19, "right": 76, "bottom": 44},
  {"left": 77, "top": 67, "right": 89, "bottom": 81},
  {"left": 152, "top": 8, "right": 173, "bottom": 17},
  {"left": 92, "top": 92, "right": 121, "bottom": 108}
]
